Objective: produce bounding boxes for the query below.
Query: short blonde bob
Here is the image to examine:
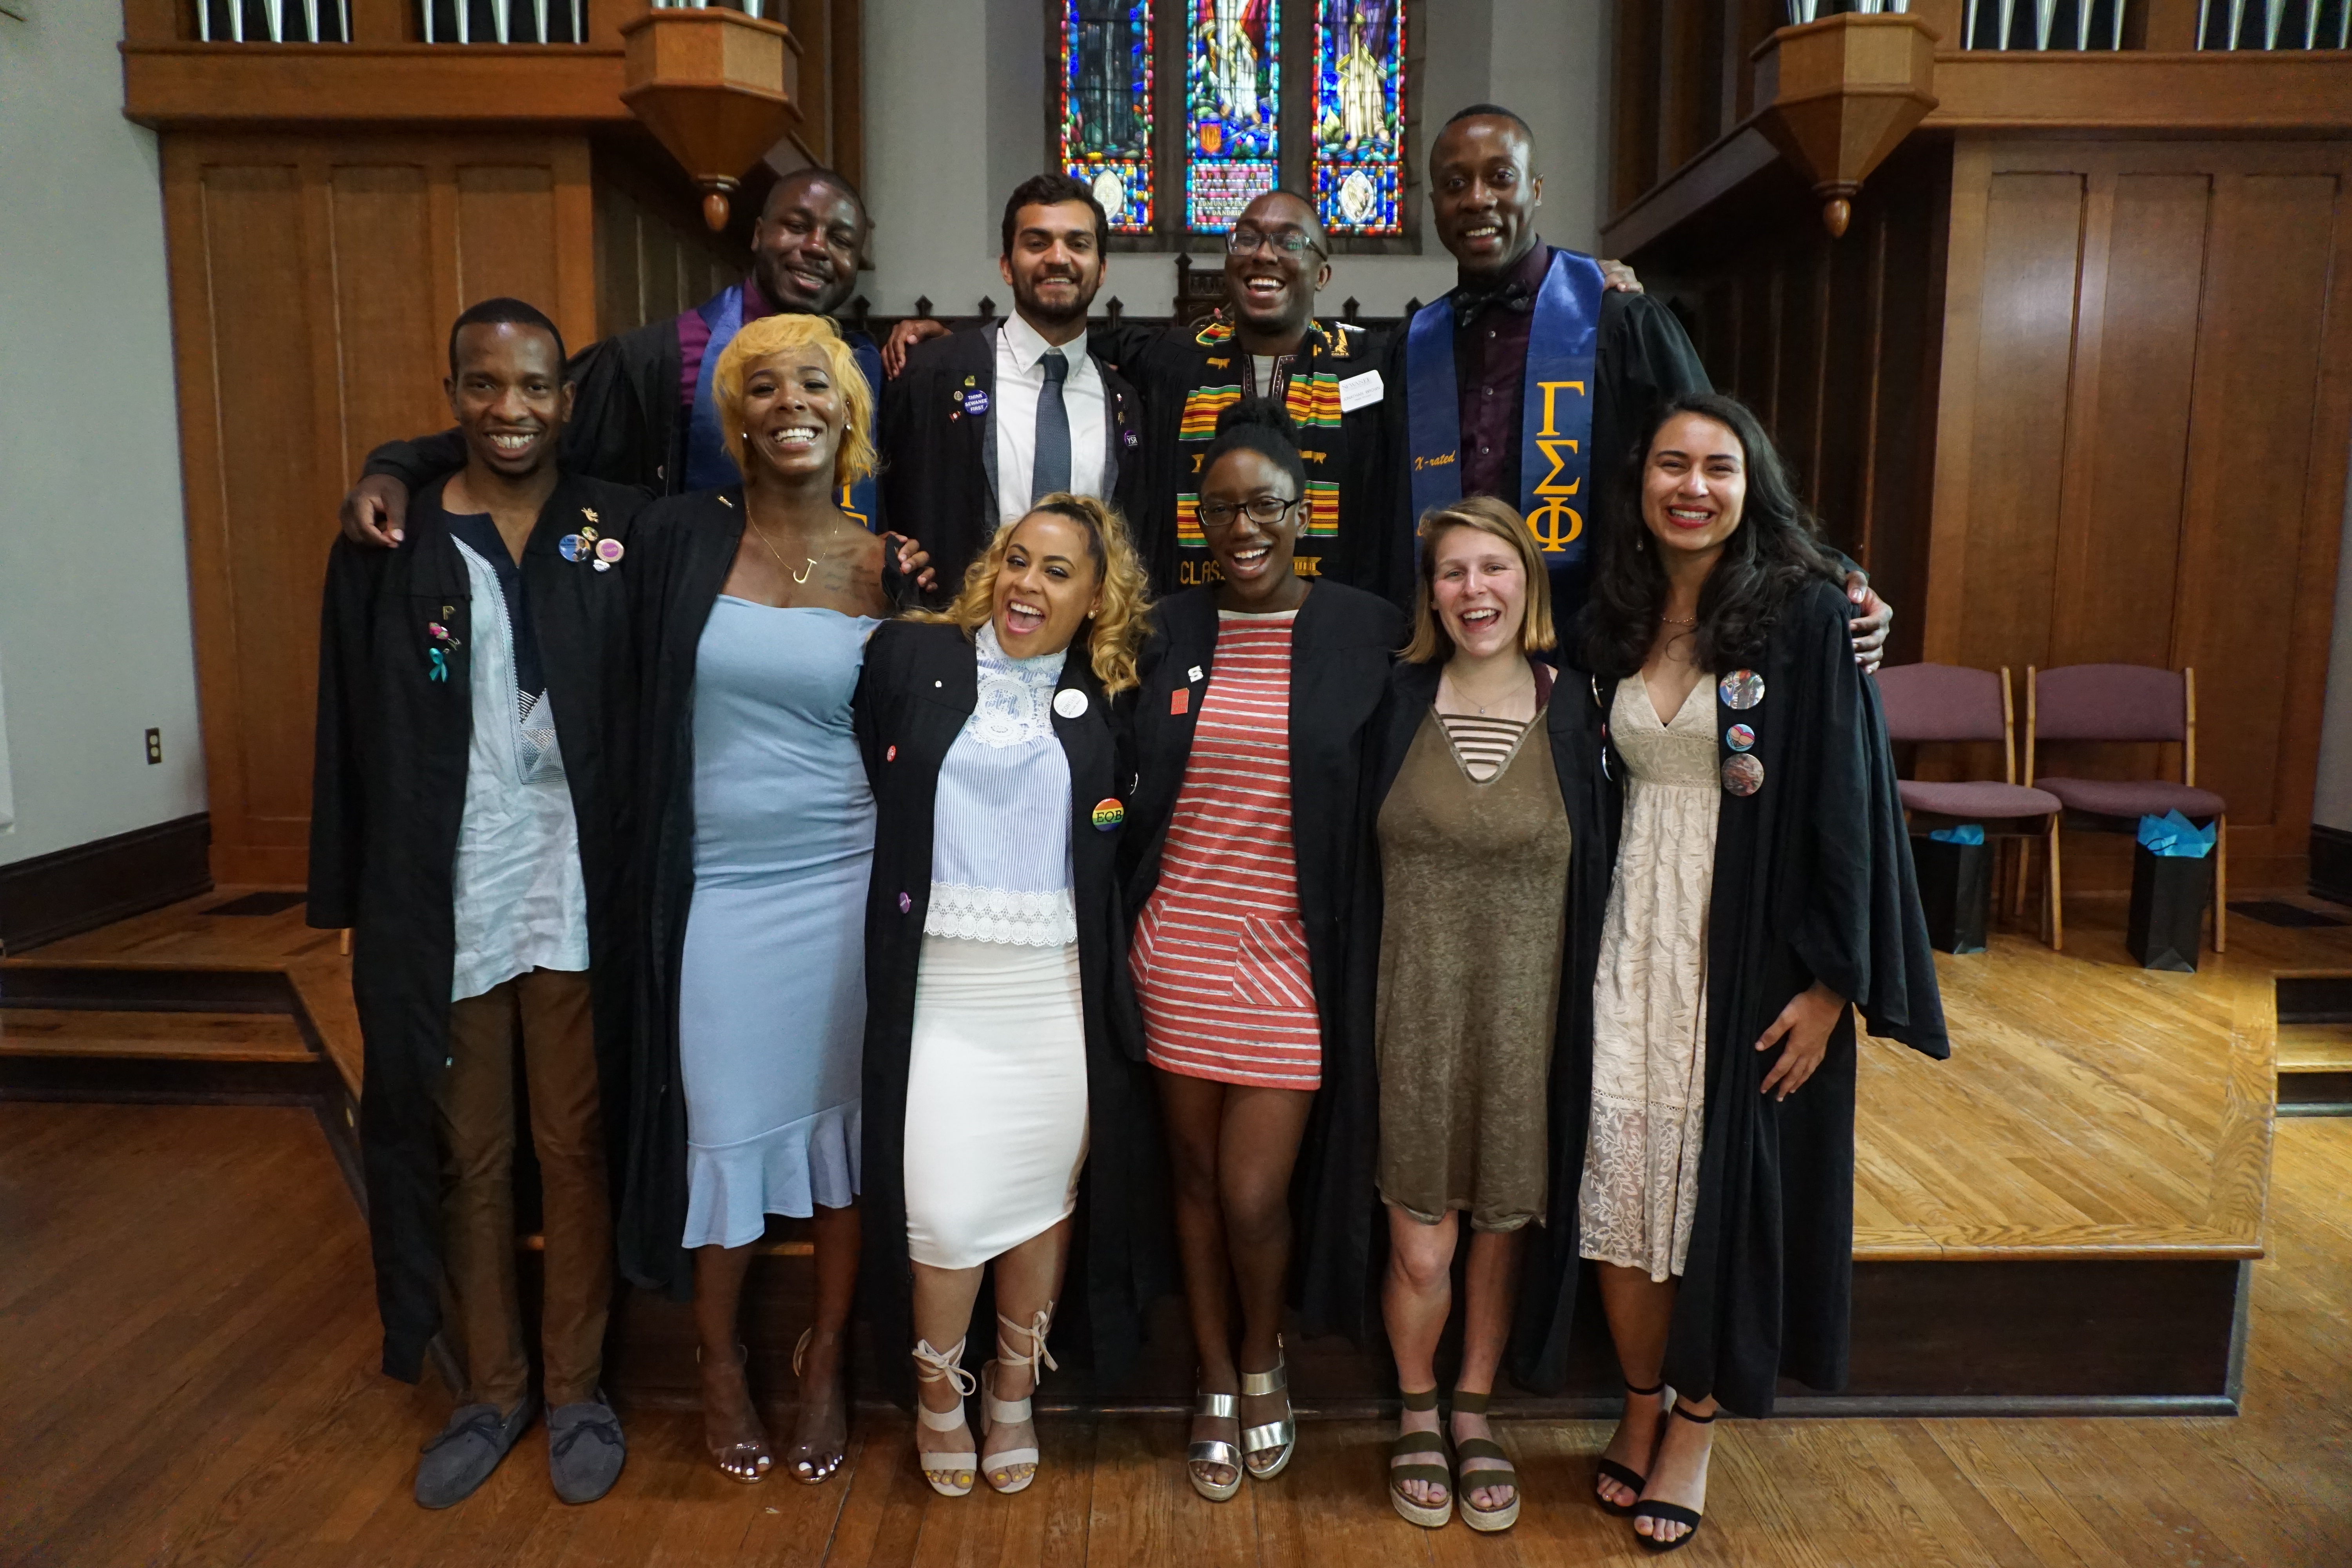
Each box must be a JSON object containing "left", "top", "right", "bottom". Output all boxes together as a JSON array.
[
  {"left": 908, "top": 492, "right": 1153, "bottom": 695},
  {"left": 710, "top": 312, "right": 878, "bottom": 488},
  {"left": 1402, "top": 495, "right": 1560, "bottom": 663}
]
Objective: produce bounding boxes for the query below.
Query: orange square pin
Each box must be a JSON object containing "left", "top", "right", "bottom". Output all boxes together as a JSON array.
[{"left": 1171, "top": 689, "right": 1189, "bottom": 715}]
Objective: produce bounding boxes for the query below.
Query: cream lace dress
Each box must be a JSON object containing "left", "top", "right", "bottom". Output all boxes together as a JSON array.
[{"left": 1577, "top": 672, "right": 1720, "bottom": 1281}]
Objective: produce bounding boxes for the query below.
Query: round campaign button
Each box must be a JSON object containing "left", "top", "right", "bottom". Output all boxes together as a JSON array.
[
  {"left": 897, "top": 891, "right": 913, "bottom": 914},
  {"left": 1721, "top": 755, "right": 1764, "bottom": 797},
  {"left": 1091, "top": 797, "right": 1125, "bottom": 832},
  {"left": 1053, "top": 688, "right": 1090, "bottom": 719},
  {"left": 558, "top": 534, "right": 586, "bottom": 562},
  {"left": 886, "top": 745, "right": 898, "bottom": 762},
  {"left": 1726, "top": 723, "right": 1755, "bottom": 753},
  {"left": 1719, "top": 670, "right": 1765, "bottom": 710},
  {"left": 595, "top": 537, "right": 625, "bottom": 564}
]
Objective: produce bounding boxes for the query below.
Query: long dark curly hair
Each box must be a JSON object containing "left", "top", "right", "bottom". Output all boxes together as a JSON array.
[{"left": 1582, "top": 391, "right": 1842, "bottom": 681}]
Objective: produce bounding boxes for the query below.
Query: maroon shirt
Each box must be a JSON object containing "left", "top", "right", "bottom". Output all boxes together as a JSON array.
[
  {"left": 675, "top": 275, "right": 780, "bottom": 412},
  {"left": 1454, "top": 238, "right": 1554, "bottom": 499}
]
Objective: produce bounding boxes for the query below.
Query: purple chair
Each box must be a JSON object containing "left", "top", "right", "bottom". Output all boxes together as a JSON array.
[
  {"left": 1876, "top": 664, "right": 2063, "bottom": 947},
  {"left": 2027, "top": 664, "right": 2227, "bottom": 955}
]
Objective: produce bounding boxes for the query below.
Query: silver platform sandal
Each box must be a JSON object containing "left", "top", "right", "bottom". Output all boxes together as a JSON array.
[{"left": 1240, "top": 1338, "right": 1297, "bottom": 1481}]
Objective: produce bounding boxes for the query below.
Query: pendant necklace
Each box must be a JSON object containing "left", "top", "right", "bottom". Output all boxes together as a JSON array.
[{"left": 749, "top": 511, "right": 830, "bottom": 588}]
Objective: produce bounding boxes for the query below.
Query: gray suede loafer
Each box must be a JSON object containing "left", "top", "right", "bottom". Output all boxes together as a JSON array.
[
  {"left": 548, "top": 1394, "right": 628, "bottom": 1504},
  {"left": 416, "top": 1397, "right": 536, "bottom": 1509}
]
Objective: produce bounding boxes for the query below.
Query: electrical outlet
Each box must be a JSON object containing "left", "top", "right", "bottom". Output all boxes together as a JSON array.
[{"left": 145, "top": 728, "right": 162, "bottom": 765}]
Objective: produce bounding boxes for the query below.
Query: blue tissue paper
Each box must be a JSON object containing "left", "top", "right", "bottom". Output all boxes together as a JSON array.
[
  {"left": 1928, "top": 824, "right": 1985, "bottom": 845},
  {"left": 2136, "top": 810, "right": 2216, "bottom": 858}
]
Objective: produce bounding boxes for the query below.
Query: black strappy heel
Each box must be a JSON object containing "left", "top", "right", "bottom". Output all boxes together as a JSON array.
[
  {"left": 1594, "top": 1379, "right": 1664, "bottom": 1517},
  {"left": 1632, "top": 1402, "right": 1716, "bottom": 1553}
]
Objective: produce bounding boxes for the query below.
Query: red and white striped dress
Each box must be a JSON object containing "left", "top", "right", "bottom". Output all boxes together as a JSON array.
[{"left": 1131, "top": 611, "right": 1323, "bottom": 1089}]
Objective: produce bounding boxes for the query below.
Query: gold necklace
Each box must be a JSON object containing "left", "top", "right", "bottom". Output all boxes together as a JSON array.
[{"left": 748, "top": 512, "right": 828, "bottom": 588}]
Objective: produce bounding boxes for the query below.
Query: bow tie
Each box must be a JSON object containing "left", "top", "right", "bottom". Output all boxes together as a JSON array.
[{"left": 1452, "top": 276, "right": 1536, "bottom": 330}]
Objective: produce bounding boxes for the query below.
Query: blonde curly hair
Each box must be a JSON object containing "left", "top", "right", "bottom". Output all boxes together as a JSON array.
[
  {"left": 909, "top": 493, "right": 1153, "bottom": 694},
  {"left": 710, "top": 312, "right": 877, "bottom": 488}
]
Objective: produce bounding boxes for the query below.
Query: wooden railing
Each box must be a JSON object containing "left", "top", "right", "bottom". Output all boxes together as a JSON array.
[
  {"left": 196, "top": 0, "right": 351, "bottom": 40},
  {"left": 1788, "top": 0, "right": 2350, "bottom": 48}
]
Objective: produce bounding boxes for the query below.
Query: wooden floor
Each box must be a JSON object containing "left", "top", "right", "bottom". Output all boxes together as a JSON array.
[
  {"left": 15, "top": 886, "right": 2350, "bottom": 1267},
  {"left": 3, "top": 1098, "right": 2347, "bottom": 1567}
]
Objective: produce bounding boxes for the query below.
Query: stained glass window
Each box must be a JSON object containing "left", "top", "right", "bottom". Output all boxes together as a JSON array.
[
  {"left": 1184, "top": 0, "right": 1279, "bottom": 232},
  {"left": 1061, "top": 1, "right": 1156, "bottom": 235},
  {"left": 1312, "top": 0, "right": 1404, "bottom": 236}
]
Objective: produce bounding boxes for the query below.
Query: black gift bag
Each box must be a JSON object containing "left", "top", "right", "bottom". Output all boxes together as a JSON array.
[
  {"left": 2127, "top": 842, "right": 2210, "bottom": 972},
  {"left": 1911, "top": 835, "right": 1991, "bottom": 955}
]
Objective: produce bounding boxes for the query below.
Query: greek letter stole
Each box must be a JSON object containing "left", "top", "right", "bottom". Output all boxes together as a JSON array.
[
  {"left": 682, "top": 284, "right": 885, "bottom": 528},
  {"left": 1404, "top": 249, "right": 1604, "bottom": 598}
]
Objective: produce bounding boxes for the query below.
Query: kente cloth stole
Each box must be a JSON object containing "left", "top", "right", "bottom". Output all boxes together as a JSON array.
[
  {"left": 1175, "top": 318, "right": 1350, "bottom": 550},
  {"left": 683, "top": 284, "right": 885, "bottom": 528},
  {"left": 1404, "top": 249, "right": 1603, "bottom": 588}
]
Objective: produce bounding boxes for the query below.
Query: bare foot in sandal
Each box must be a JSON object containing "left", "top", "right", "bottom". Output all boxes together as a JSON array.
[{"left": 699, "top": 1342, "right": 772, "bottom": 1483}]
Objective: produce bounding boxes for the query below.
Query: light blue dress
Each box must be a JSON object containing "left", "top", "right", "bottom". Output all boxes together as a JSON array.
[{"left": 677, "top": 599, "right": 879, "bottom": 1249}]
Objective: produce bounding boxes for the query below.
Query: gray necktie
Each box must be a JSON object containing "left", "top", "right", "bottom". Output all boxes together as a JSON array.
[{"left": 1031, "top": 348, "right": 1071, "bottom": 504}]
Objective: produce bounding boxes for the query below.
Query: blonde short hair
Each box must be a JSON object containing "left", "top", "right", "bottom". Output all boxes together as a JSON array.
[
  {"left": 908, "top": 493, "right": 1154, "bottom": 695},
  {"left": 710, "top": 313, "right": 877, "bottom": 488},
  {"left": 1401, "top": 495, "right": 1560, "bottom": 663}
]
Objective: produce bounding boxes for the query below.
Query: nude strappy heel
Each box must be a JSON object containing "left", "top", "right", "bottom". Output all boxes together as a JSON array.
[
  {"left": 911, "top": 1336, "right": 978, "bottom": 1498},
  {"left": 1240, "top": 1338, "right": 1296, "bottom": 1481},
  {"left": 978, "top": 1305, "right": 1057, "bottom": 1495}
]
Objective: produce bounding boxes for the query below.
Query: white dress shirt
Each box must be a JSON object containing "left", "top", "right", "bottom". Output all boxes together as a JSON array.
[
  {"left": 991, "top": 311, "right": 1107, "bottom": 525},
  {"left": 447, "top": 536, "right": 590, "bottom": 1001}
]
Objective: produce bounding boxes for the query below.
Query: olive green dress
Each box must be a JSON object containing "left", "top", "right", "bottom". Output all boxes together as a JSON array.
[{"left": 1374, "top": 701, "right": 1575, "bottom": 1232}]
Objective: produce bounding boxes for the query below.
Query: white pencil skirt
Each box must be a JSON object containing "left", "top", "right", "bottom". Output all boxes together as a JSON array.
[{"left": 903, "top": 935, "right": 1090, "bottom": 1271}]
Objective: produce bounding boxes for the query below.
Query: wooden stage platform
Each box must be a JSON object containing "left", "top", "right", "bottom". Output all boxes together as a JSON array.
[{"left": 5, "top": 886, "right": 2348, "bottom": 1418}]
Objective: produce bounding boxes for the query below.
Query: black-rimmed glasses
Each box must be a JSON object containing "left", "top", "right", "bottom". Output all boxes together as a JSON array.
[
  {"left": 1226, "top": 226, "right": 1325, "bottom": 259},
  {"left": 1195, "top": 495, "right": 1304, "bottom": 532}
]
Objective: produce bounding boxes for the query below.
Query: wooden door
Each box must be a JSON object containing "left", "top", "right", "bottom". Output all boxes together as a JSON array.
[{"left": 162, "top": 133, "right": 596, "bottom": 884}]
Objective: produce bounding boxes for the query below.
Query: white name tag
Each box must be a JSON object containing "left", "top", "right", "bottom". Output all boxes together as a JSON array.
[{"left": 1337, "top": 369, "right": 1385, "bottom": 413}]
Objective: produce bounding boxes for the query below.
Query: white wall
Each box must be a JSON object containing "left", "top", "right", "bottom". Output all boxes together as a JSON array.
[
  {"left": 0, "top": 3, "right": 207, "bottom": 865},
  {"left": 862, "top": 0, "right": 1613, "bottom": 321},
  {"left": 2314, "top": 435, "right": 2352, "bottom": 833}
]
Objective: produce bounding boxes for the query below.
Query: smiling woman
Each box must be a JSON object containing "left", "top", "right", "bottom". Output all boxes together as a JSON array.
[
  {"left": 615, "top": 307, "right": 904, "bottom": 1494},
  {"left": 854, "top": 495, "right": 1162, "bottom": 1503}
]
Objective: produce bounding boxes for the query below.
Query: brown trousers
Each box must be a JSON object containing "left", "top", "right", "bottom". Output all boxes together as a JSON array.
[{"left": 437, "top": 967, "right": 612, "bottom": 1408}]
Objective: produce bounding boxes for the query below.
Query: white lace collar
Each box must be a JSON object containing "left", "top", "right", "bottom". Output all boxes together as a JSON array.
[{"left": 965, "top": 621, "right": 1068, "bottom": 748}]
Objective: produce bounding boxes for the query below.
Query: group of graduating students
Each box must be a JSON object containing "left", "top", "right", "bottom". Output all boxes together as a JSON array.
[{"left": 309, "top": 100, "right": 1945, "bottom": 1552}]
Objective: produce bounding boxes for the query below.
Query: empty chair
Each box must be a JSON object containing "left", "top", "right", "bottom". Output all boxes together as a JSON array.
[
  {"left": 1876, "top": 663, "right": 2063, "bottom": 947},
  {"left": 2027, "top": 664, "right": 2227, "bottom": 954}
]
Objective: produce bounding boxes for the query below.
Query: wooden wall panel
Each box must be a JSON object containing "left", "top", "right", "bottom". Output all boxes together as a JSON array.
[
  {"left": 1954, "top": 172, "right": 2085, "bottom": 673},
  {"left": 192, "top": 163, "right": 323, "bottom": 867},
  {"left": 163, "top": 133, "right": 600, "bottom": 884},
  {"left": 2171, "top": 172, "right": 2340, "bottom": 832},
  {"left": 327, "top": 166, "right": 443, "bottom": 486},
  {"left": 456, "top": 166, "right": 559, "bottom": 316},
  {"left": 2049, "top": 174, "right": 2209, "bottom": 673}
]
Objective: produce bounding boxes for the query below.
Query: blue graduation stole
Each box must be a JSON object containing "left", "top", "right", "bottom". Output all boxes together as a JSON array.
[
  {"left": 1404, "top": 249, "right": 1604, "bottom": 596},
  {"left": 683, "top": 283, "right": 885, "bottom": 530}
]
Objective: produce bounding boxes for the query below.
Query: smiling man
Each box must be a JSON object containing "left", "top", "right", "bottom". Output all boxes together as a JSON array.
[
  {"left": 308, "top": 299, "right": 648, "bottom": 1513},
  {"left": 1382, "top": 104, "right": 1891, "bottom": 661},
  {"left": 877, "top": 173, "right": 1144, "bottom": 593},
  {"left": 336, "top": 166, "right": 889, "bottom": 545}
]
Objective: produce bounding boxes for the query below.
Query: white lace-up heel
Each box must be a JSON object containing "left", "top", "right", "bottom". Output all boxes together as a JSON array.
[
  {"left": 912, "top": 1336, "right": 978, "bottom": 1498},
  {"left": 978, "top": 1305, "right": 1058, "bottom": 1495}
]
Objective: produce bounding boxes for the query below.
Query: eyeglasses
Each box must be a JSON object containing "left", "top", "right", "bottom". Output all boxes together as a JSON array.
[
  {"left": 1226, "top": 226, "right": 1325, "bottom": 259},
  {"left": 1195, "top": 495, "right": 1304, "bottom": 531}
]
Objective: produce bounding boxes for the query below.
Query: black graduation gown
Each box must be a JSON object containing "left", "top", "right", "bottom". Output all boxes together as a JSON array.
[
  {"left": 1116, "top": 584, "right": 1406, "bottom": 1341},
  {"left": 1372, "top": 268, "right": 1714, "bottom": 626},
  {"left": 851, "top": 619, "right": 1165, "bottom": 1396},
  {"left": 611, "top": 487, "right": 919, "bottom": 1298},
  {"left": 1649, "top": 578, "right": 1949, "bottom": 1416},
  {"left": 1351, "top": 659, "right": 1617, "bottom": 1384},
  {"left": 306, "top": 473, "right": 648, "bottom": 1381},
  {"left": 877, "top": 325, "right": 1146, "bottom": 597},
  {"left": 1098, "top": 317, "right": 1392, "bottom": 597}
]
